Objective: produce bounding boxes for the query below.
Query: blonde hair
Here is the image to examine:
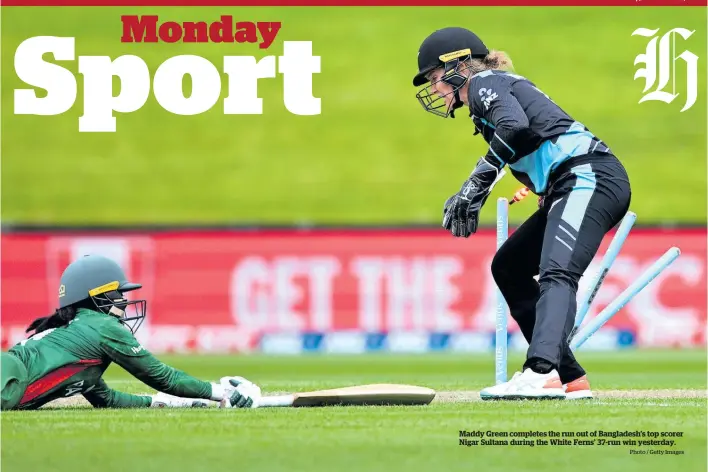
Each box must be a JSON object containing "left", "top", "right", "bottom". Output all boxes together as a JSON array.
[{"left": 465, "top": 50, "right": 515, "bottom": 75}]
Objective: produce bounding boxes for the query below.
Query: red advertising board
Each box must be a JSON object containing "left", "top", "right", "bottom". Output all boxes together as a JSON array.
[{"left": 2, "top": 228, "right": 705, "bottom": 351}]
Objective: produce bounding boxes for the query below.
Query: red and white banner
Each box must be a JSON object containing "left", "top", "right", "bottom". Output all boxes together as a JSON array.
[{"left": 2, "top": 228, "right": 705, "bottom": 351}]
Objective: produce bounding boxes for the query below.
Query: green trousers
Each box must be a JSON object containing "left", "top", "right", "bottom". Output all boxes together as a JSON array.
[{"left": 1, "top": 352, "right": 29, "bottom": 411}]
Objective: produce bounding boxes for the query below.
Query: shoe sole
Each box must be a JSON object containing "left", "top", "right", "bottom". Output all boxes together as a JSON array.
[
  {"left": 480, "top": 389, "right": 566, "bottom": 401},
  {"left": 565, "top": 390, "right": 593, "bottom": 400}
]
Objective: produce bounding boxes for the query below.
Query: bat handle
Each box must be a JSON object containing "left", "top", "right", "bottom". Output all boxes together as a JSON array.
[{"left": 257, "top": 394, "right": 295, "bottom": 408}]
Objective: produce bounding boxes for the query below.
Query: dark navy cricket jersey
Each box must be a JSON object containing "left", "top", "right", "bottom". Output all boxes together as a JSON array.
[{"left": 467, "top": 70, "right": 610, "bottom": 194}]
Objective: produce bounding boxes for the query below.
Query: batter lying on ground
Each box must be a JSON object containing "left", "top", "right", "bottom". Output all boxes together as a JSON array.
[{"left": 1, "top": 255, "right": 261, "bottom": 411}]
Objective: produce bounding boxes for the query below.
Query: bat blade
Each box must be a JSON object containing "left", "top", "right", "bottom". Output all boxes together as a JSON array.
[
  {"left": 258, "top": 384, "right": 436, "bottom": 408},
  {"left": 291, "top": 384, "right": 436, "bottom": 407}
]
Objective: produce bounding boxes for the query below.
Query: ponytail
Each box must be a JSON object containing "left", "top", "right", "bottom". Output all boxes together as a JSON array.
[
  {"left": 481, "top": 50, "right": 514, "bottom": 71},
  {"left": 464, "top": 50, "right": 515, "bottom": 76},
  {"left": 25, "top": 299, "right": 93, "bottom": 335}
]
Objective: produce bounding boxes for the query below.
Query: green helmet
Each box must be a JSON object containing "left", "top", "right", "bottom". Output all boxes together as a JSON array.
[{"left": 58, "top": 255, "right": 146, "bottom": 333}]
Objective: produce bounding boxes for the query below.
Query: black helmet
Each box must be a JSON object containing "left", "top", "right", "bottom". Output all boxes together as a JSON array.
[
  {"left": 413, "top": 27, "right": 489, "bottom": 118},
  {"left": 58, "top": 255, "right": 147, "bottom": 333}
]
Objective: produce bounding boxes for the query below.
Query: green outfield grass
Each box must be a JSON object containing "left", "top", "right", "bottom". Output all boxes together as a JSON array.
[
  {"left": 2, "top": 350, "right": 706, "bottom": 472},
  {"left": 1, "top": 7, "right": 706, "bottom": 225}
]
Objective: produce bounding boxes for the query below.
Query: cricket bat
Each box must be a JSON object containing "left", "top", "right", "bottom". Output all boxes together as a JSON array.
[{"left": 257, "top": 384, "right": 436, "bottom": 408}]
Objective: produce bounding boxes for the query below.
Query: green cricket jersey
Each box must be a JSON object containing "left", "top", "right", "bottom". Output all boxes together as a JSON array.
[{"left": 7, "top": 308, "right": 212, "bottom": 410}]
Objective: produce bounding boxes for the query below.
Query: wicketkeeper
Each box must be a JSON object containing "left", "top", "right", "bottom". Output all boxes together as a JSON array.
[
  {"left": 1, "top": 255, "right": 260, "bottom": 411},
  {"left": 413, "top": 27, "right": 632, "bottom": 400}
]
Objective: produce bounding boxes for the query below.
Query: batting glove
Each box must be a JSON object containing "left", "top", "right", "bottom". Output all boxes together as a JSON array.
[{"left": 217, "top": 376, "right": 261, "bottom": 409}]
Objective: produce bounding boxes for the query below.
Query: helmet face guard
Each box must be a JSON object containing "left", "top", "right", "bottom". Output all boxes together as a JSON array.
[
  {"left": 92, "top": 290, "right": 147, "bottom": 334},
  {"left": 415, "top": 49, "right": 473, "bottom": 118},
  {"left": 88, "top": 282, "right": 147, "bottom": 334}
]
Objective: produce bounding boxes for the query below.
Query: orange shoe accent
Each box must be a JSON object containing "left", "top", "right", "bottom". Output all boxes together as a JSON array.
[
  {"left": 543, "top": 377, "right": 563, "bottom": 389},
  {"left": 564, "top": 375, "right": 591, "bottom": 393}
]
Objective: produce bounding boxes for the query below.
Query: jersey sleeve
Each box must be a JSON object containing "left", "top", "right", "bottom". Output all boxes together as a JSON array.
[
  {"left": 83, "top": 378, "right": 152, "bottom": 408},
  {"left": 99, "top": 321, "right": 213, "bottom": 400},
  {"left": 468, "top": 74, "right": 542, "bottom": 166}
]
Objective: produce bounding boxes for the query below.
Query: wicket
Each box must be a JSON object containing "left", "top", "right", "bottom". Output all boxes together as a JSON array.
[
  {"left": 493, "top": 199, "right": 680, "bottom": 383},
  {"left": 495, "top": 198, "right": 509, "bottom": 385},
  {"left": 570, "top": 246, "right": 681, "bottom": 350}
]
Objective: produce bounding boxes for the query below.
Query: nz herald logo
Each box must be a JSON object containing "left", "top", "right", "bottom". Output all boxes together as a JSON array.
[{"left": 632, "top": 27, "right": 698, "bottom": 112}]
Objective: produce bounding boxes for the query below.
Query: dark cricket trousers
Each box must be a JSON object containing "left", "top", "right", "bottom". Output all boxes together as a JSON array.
[{"left": 491, "top": 151, "right": 631, "bottom": 383}]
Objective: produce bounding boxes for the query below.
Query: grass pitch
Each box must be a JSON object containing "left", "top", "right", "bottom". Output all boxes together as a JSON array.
[{"left": 2, "top": 350, "right": 706, "bottom": 472}]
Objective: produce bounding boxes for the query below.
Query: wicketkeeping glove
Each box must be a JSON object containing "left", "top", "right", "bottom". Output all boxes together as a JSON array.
[
  {"left": 443, "top": 157, "right": 500, "bottom": 238},
  {"left": 217, "top": 376, "right": 261, "bottom": 409}
]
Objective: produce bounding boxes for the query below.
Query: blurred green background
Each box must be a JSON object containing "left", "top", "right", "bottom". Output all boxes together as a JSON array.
[{"left": 1, "top": 7, "right": 706, "bottom": 226}]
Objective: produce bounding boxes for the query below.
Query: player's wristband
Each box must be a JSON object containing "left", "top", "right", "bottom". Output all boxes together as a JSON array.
[{"left": 210, "top": 383, "right": 226, "bottom": 401}]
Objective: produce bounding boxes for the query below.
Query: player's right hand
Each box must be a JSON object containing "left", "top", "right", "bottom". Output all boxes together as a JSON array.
[
  {"left": 443, "top": 158, "right": 499, "bottom": 238},
  {"left": 218, "top": 376, "right": 261, "bottom": 409}
]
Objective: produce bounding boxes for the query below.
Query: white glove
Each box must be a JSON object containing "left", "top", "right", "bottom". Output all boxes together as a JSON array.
[
  {"left": 216, "top": 376, "right": 261, "bottom": 409},
  {"left": 150, "top": 392, "right": 212, "bottom": 408}
]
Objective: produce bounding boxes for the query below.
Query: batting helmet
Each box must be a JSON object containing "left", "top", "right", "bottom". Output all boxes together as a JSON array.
[{"left": 58, "top": 255, "right": 146, "bottom": 333}]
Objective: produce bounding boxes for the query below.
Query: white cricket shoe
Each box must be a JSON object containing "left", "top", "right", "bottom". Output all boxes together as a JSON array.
[{"left": 480, "top": 368, "right": 566, "bottom": 400}]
